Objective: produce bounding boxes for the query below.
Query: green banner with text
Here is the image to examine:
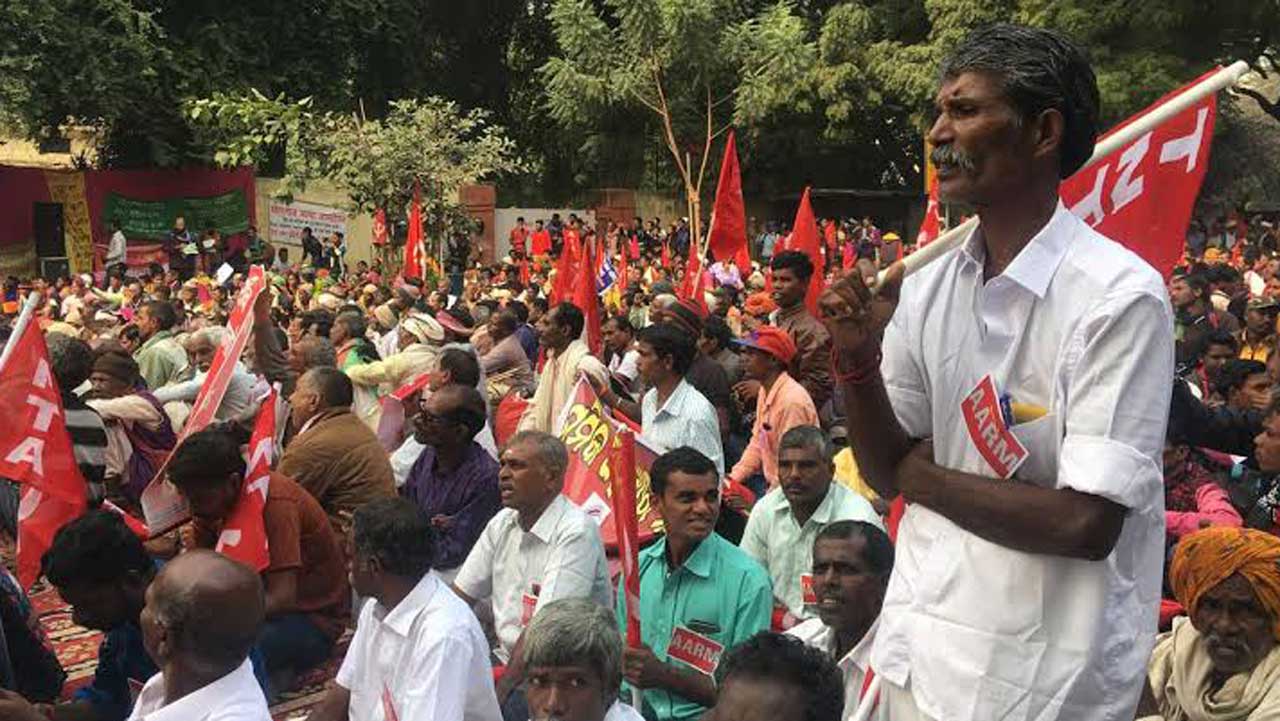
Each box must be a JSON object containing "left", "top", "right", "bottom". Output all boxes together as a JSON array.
[{"left": 104, "top": 190, "right": 250, "bottom": 239}]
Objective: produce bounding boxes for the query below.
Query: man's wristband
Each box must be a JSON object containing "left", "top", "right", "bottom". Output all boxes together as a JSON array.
[{"left": 832, "top": 347, "right": 882, "bottom": 385}]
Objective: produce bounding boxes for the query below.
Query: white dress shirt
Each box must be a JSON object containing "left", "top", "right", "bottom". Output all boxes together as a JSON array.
[
  {"left": 126, "top": 658, "right": 269, "bottom": 721},
  {"left": 640, "top": 379, "right": 725, "bottom": 477},
  {"left": 873, "top": 203, "right": 1172, "bottom": 721},
  {"left": 453, "top": 494, "right": 612, "bottom": 663},
  {"left": 789, "top": 618, "right": 878, "bottom": 721},
  {"left": 336, "top": 571, "right": 501, "bottom": 721},
  {"left": 740, "top": 483, "right": 882, "bottom": 618}
]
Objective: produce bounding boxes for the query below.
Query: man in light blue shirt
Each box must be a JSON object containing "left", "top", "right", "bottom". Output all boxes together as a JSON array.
[{"left": 740, "top": 426, "right": 882, "bottom": 622}]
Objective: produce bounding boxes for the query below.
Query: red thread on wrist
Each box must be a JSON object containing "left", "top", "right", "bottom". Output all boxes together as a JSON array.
[{"left": 832, "top": 347, "right": 882, "bottom": 385}]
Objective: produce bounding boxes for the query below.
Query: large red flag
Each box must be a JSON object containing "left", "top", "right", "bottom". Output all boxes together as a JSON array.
[
  {"left": 789, "top": 187, "right": 825, "bottom": 315},
  {"left": 1060, "top": 68, "right": 1219, "bottom": 279},
  {"left": 403, "top": 184, "right": 425, "bottom": 280},
  {"left": 0, "top": 300, "right": 88, "bottom": 588},
  {"left": 610, "top": 428, "right": 642, "bottom": 649},
  {"left": 141, "top": 265, "right": 267, "bottom": 535},
  {"left": 214, "top": 391, "right": 275, "bottom": 571},
  {"left": 916, "top": 177, "right": 942, "bottom": 248},
  {"left": 707, "top": 130, "right": 750, "bottom": 274},
  {"left": 372, "top": 208, "right": 389, "bottom": 246},
  {"left": 550, "top": 234, "right": 578, "bottom": 306},
  {"left": 571, "top": 238, "right": 602, "bottom": 354}
]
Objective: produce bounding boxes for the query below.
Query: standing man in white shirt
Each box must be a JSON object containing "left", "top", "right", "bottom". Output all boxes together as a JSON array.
[
  {"left": 309, "top": 498, "right": 501, "bottom": 721},
  {"left": 106, "top": 219, "right": 128, "bottom": 275},
  {"left": 523, "top": 598, "right": 645, "bottom": 721},
  {"left": 819, "top": 23, "right": 1172, "bottom": 721},
  {"left": 787, "top": 521, "right": 893, "bottom": 721},
  {"left": 130, "top": 550, "right": 270, "bottom": 721},
  {"left": 740, "top": 426, "right": 881, "bottom": 624},
  {"left": 451, "top": 431, "right": 612, "bottom": 721}
]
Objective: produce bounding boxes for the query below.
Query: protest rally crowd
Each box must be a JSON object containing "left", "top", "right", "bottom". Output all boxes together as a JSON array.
[{"left": 3, "top": 21, "right": 1280, "bottom": 721}]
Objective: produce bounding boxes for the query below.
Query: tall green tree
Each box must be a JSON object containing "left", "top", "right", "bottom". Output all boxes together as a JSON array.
[{"left": 541, "top": 0, "right": 817, "bottom": 245}]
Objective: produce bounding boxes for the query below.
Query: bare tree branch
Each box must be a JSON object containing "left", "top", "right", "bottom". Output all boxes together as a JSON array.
[{"left": 1236, "top": 86, "right": 1280, "bottom": 122}]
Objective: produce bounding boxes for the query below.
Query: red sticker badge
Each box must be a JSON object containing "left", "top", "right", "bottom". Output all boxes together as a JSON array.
[
  {"left": 667, "top": 626, "right": 725, "bottom": 676},
  {"left": 960, "top": 375, "right": 1028, "bottom": 479},
  {"left": 801, "top": 573, "right": 817, "bottom": 605}
]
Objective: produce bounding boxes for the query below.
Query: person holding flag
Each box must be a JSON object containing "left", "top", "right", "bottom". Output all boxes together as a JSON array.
[{"left": 820, "top": 23, "right": 1172, "bottom": 721}]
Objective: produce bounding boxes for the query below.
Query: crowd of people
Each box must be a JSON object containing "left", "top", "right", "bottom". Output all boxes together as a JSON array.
[{"left": 2, "top": 21, "right": 1280, "bottom": 721}]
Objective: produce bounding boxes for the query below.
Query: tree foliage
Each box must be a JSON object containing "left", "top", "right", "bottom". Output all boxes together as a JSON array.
[
  {"left": 189, "top": 93, "right": 529, "bottom": 249},
  {"left": 541, "top": 0, "right": 817, "bottom": 242}
]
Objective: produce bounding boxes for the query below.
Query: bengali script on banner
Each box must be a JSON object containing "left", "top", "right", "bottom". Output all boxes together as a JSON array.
[{"left": 557, "top": 377, "right": 663, "bottom": 545}]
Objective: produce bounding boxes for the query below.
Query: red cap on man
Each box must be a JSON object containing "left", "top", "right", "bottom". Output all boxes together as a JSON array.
[{"left": 732, "top": 326, "right": 796, "bottom": 365}]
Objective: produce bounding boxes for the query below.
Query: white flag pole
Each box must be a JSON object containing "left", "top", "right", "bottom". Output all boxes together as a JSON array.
[
  {"left": 849, "top": 674, "right": 882, "bottom": 721},
  {"left": 878, "top": 60, "right": 1252, "bottom": 287},
  {"left": 0, "top": 294, "right": 41, "bottom": 372}
]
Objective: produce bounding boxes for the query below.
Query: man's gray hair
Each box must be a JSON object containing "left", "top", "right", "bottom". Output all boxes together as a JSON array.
[
  {"left": 297, "top": 335, "right": 337, "bottom": 368},
  {"left": 187, "top": 325, "right": 230, "bottom": 349},
  {"left": 779, "top": 424, "right": 834, "bottom": 461},
  {"left": 522, "top": 598, "right": 622, "bottom": 694},
  {"left": 505, "top": 430, "right": 569, "bottom": 481}
]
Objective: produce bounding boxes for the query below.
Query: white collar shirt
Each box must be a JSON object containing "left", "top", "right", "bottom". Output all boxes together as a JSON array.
[
  {"left": 453, "top": 494, "right": 612, "bottom": 663},
  {"left": 788, "top": 617, "right": 878, "bottom": 721},
  {"left": 335, "top": 571, "right": 501, "bottom": 721},
  {"left": 740, "top": 483, "right": 882, "bottom": 618},
  {"left": 874, "top": 203, "right": 1172, "bottom": 721},
  {"left": 641, "top": 379, "right": 725, "bottom": 478},
  {"left": 126, "top": 658, "right": 269, "bottom": 721}
]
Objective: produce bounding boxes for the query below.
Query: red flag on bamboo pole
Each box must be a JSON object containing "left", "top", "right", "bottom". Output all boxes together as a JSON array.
[
  {"left": 916, "top": 177, "right": 942, "bottom": 248},
  {"left": 707, "top": 130, "right": 750, "bottom": 275},
  {"left": 788, "top": 187, "right": 825, "bottom": 315},
  {"left": 571, "top": 238, "right": 602, "bottom": 354},
  {"left": 610, "top": 428, "right": 642, "bottom": 649}
]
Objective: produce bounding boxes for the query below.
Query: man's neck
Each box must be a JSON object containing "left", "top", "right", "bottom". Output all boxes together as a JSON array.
[
  {"left": 433, "top": 441, "right": 468, "bottom": 473},
  {"left": 518, "top": 494, "right": 557, "bottom": 532},
  {"left": 833, "top": 619, "right": 872, "bottom": 660},
  {"left": 1246, "top": 328, "right": 1271, "bottom": 344},
  {"left": 161, "top": 659, "right": 236, "bottom": 706},
  {"left": 975, "top": 186, "right": 1059, "bottom": 280},
  {"left": 759, "top": 368, "right": 783, "bottom": 392},
  {"left": 790, "top": 488, "right": 826, "bottom": 527},
  {"left": 654, "top": 374, "right": 681, "bottom": 405},
  {"left": 375, "top": 576, "right": 419, "bottom": 616},
  {"left": 665, "top": 533, "right": 703, "bottom": 569}
]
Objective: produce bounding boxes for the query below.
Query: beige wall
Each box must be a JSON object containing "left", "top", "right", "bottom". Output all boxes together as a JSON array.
[{"left": 254, "top": 178, "right": 375, "bottom": 265}]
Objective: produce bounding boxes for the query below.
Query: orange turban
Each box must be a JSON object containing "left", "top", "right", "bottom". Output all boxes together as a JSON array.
[
  {"left": 1170, "top": 527, "right": 1280, "bottom": 639},
  {"left": 744, "top": 292, "right": 777, "bottom": 317}
]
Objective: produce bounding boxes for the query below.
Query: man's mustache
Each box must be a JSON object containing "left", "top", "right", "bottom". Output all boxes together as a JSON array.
[{"left": 931, "top": 144, "right": 977, "bottom": 172}]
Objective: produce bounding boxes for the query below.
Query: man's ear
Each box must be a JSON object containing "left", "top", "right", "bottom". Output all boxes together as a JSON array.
[{"left": 1030, "top": 108, "right": 1066, "bottom": 166}]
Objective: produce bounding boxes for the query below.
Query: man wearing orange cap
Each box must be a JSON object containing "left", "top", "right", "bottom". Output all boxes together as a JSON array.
[
  {"left": 1139, "top": 527, "right": 1280, "bottom": 720},
  {"left": 726, "top": 326, "right": 819, "bottom": 493}
]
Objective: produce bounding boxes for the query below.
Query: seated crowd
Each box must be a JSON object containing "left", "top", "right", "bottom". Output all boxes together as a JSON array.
[{"left": 1, "top": 210, "right": 1279, "bottom": 721}]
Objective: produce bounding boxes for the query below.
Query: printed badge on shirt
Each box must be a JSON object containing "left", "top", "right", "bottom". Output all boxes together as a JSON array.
[
  {"left": 521, "top": 582, "right": 541, "bottom": 627},
  {"left": 960, "top": 374, "right": 1028, "bottom": 479},
  {"left": 667, "top": 624, "right": 724, "bottom": 676},
  {"left": 800, "top": 573, "right": 817, "bottom": 606}
]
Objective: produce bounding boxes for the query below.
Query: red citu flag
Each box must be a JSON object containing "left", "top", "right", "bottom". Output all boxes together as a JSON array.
[
  {"left": 789, "top": 187, "right": 825, "bottom": 315},
  {"left": 214, "top": 390, "right": 275, "bottom": 571},
  {"left": 610, "top": 428, "right": 643, "bottom": 648},
  {"left": 403, "top": 184, "right": 425, "bottom": 280},
  {"left": 571, "top": 237, "right": 602, "bottom": 354},
  {"left": 0, "top": 300, "right": 88, "bottom": 588},
  {"left": 372, "top": 208, "right": 390, "bottom": 246},
  {"left": 707, "top": 130, "right": 750, "bottom": 275},
  {"left": 549, "top": 233, "right": 578, "bottom": 306},
  {"left": 916, "top": 177, "right": 942, "bottom": 247},
  {"left": 1060, "top": 66, "right": 1221, "bottom": 280}
]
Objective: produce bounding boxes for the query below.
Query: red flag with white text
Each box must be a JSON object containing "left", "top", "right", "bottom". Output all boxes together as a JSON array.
[
  {"left": 0, "top": 302, "right": 88, "bottom": 588},
  {"left": 1061, "top": 68, "right": 1219, "bottom": 279},
  {"left": 140, "top": 265, "right": 268, "bottom": 535},
  {"left": 610, "top": 428, "right": 642, "bottom": 648},
  {"left": 215, "top": 390, "right": 275, "bottom": 571}
]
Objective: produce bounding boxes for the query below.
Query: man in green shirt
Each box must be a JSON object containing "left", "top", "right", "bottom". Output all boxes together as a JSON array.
[
  {"left": 132, "top": 300, "right": 188, "bottom": 390},
  {"left": 618, "top": 447, "right": 772, "bottom": 721}
]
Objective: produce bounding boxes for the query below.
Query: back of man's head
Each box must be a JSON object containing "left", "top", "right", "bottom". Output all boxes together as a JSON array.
[
  {"left": 304, "top": 365, "right": 354, "bottom": 409},
  {"left": 438, "top": 346, "right": 481, "bottom": 388},
  {"left": 42, "top": 510, "right": 153, "bottom": 590},
  {"left": 148, "top": 550, "right": 265, "bottom": 672},
  {"left": 352, "top": 498, "right": 436, "bottom": 581},
  {"left": 433, "top": 383, "right": 488, "bottom": 439},
  {"left": 46, "top": 332, "right": 95, "bottom": 391},
  {"left": 142, "top": 300, "right": 179, "bottom": 332},
  {"left": 713, "top": 632, "right": 844, "bottom": 721},
  {"left": 169, "top": 427, "right": 246, "bottom": 492}
]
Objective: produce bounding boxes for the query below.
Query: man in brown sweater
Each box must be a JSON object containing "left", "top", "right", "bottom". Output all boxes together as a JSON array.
[{"left": 280, "top": 366, "right": 395, "bottom": 532}]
